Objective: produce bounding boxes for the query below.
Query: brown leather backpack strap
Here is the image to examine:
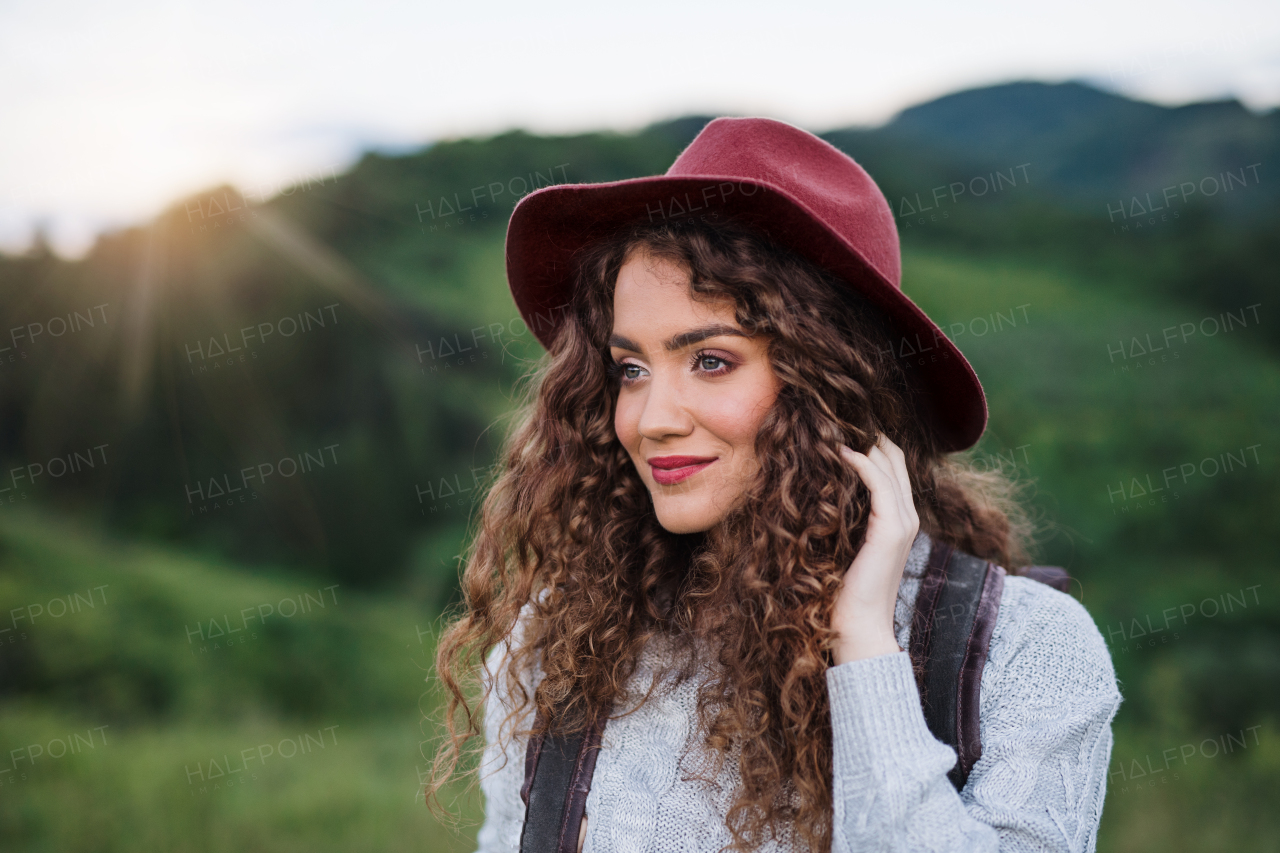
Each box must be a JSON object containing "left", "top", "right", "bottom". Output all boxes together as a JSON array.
[
  {"left": 910, "top": 538, "right": 955, "bottom": 668},
  {"left": 912, "top": 543, "right": 1004, "bottom": 791},
  {"left": 956, "top": 561, "right": 1074, "bottom": 779},
  {"left": 519, "top": 702, "right": 609, "bottom": 853},
  {"left": 519, "top": 705, "right": 549, "bottom": 808},
  {"left": 557, "top": 709, "right": 606, "bottom": 853},
  {"left": 912, "top": 543, "right": 1075, "bottom": 791},
  {"left": 954, "top": 561, "right": 1004, "bottom": 787},
  {"left": 1022, "top": 564, "right": 1073, "bottom": 594}
]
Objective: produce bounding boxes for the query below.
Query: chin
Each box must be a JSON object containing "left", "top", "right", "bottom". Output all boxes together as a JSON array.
[
  {"left": 651, "top": 494, "right": 729, "bottom": 535},
  {"left": 654, "top": 511, "right": 716, "bottom": 535}
]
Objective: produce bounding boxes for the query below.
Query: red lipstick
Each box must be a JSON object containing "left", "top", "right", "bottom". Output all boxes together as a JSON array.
[{"left": 648, "top": 455, "right": 717, "bottom": 486}]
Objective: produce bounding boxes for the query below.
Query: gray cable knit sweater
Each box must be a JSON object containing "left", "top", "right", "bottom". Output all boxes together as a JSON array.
[{"left": 475, "top": 530, "right": 1123, "bottom": 852}]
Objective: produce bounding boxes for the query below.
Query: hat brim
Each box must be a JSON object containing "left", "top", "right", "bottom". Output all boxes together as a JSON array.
[{"left": 505, "top": 174, "right": 987, "bottom": 452}]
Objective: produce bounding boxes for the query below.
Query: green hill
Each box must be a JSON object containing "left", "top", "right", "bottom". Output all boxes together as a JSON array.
[
  {"left": 1, "top": 80, "right": 1278, "bottom": 851},
  {"left": 0, "top": 506, "right": 482, "bottom": 853},
  {"left": 3, "top": 237, "right": 1278, "bottom": 850}
]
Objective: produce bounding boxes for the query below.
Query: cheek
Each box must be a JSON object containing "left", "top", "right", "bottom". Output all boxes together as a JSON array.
[
  {"left": 613, "top": 394, "right": 640, "bottom": 449},
  {"left": 699, "top": 386, "right": 775, "bottom": 455}
]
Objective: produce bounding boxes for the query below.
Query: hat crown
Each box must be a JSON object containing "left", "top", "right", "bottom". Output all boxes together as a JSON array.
[
  {"left": 502, "top": 114, "right": 988, "bottom": 450},
  {"left": 665, "top": 117, "right": 901, "bottom": 289}
]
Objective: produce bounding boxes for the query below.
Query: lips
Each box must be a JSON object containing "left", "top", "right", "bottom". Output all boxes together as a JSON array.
[{"left": 648, "top": 455, "right": 718, "bottom": 486}]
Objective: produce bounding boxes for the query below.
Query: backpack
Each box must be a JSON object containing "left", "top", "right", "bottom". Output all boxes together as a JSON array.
[{"left": 517, "top": 542, "right": 1073, "bottom": 853}]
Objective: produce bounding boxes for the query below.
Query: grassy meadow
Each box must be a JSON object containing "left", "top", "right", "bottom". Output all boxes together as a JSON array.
[{"left": 2, "top": 234, "right": 1276, "bottom": 850}]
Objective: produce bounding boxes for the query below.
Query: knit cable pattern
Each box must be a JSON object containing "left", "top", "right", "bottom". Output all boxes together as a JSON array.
[{"left": 475, "top": 531, "right": 1123, "bottom": 852}]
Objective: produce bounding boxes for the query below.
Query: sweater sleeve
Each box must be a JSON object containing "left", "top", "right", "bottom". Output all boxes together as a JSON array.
[{"left": 825, "top": 577, "right": 1123, "bottom": 853}]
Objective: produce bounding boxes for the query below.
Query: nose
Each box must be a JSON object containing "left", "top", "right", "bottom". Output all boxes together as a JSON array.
[{"left": 636, "top": 363, "right": 694, "bottom": 441}]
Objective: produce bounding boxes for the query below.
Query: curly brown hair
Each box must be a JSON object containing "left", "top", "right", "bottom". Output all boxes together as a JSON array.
[{"left": 426, "top": 213, "right": 1039, "bottom": 851}]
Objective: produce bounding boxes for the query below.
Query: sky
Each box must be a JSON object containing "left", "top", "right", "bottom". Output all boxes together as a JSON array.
[{"left": 3, "top": 0, "right": 1278, "bottom": 258}]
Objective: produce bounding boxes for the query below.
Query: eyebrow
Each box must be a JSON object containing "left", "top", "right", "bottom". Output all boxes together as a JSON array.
[{"left": 608, "top": 324, "right": 750, "bottom": 354}]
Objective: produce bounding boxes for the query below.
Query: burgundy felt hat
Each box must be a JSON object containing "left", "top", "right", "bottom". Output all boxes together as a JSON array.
[{"left": 504, "top": 116, "right": 988, "bottom": 452}]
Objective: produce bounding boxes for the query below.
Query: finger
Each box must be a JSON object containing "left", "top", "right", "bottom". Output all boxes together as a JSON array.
[
  {"left": 847, "top": 440, "right": 898, "bottom": 493},
  {"left": 877, "top": 435, "right": 915, "bottom": 520},
  {"left": 864, "top": 438, "right": 899, "bottom": 487},
  {"left": 865, "top": 440, "right": 907, "bottom": 516},
  {"left": 840, "top": 446, "right": 898, "bottom": 516},
  {"left": 841, "top": 445, "right": 891, "bottom": 492},
  {"left": 866, "top": 438, "right": 915, "bottom": 527}
]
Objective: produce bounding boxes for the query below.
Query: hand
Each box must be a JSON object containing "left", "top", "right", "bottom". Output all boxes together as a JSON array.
[{"left": 831, "top": 433, "right": 920, "bottom": 665}]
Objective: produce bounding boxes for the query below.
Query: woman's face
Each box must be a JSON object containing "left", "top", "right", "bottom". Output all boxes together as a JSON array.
[{"left": 610, "top": 247, "right": 782, "bottom": 534}]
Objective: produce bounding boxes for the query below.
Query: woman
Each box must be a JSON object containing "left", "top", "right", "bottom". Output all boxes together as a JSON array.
[{"left": 427, "top": 117, "right": 1122, "bottom": 852}]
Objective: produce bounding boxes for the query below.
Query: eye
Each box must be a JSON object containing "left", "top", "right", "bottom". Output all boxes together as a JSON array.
[
  {"left": 691, "top": 350, "right": 735, "bottom": 376},
  {"left": 605, "top": 350, "right": 737, "bottom": 386},
  {"left": 605, "top": 359, "right": 643, "bottom": 384}
]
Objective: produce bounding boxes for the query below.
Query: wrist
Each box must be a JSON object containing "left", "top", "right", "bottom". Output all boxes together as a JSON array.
[{"left": 833, "top": 630, "right": 901, "bottom": 665}]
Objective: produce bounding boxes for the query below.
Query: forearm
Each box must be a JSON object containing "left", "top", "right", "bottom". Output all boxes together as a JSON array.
[
  {"left": 827, "top": 652, "right": 999, "bottom": 851},
  {"left": 826, "top": 643, "right": 1119, "bottom": 853}
]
